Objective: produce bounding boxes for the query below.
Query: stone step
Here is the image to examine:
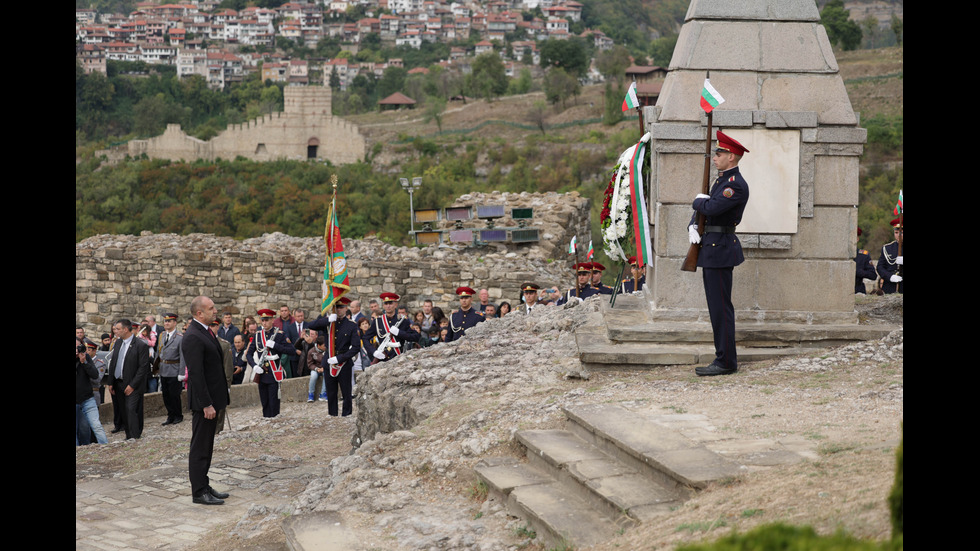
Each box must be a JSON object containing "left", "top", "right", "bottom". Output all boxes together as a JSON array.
[
  {"left": 475, "top": 457, "right": 621, "bottom": 549},
  {"left": 517, "top": 429, "right": 686, "bottom": 525},
  {"left": 575, "top": 324, "right": 817, "bottom": 369},
  {"left": 563, "top": 404, "right": 743, "bottom": 490}
]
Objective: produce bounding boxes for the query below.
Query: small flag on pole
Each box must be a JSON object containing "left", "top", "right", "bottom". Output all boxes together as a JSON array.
[
  {"left": 621, "top": 82, "right": 639, "bottom": 112},
  {"left": 586, "top": 240, "right": 594, "bottom": 260},
  {"left": 700, "top": 78, "right": 725, "bottom": 113},
  {"left": 568, "top": 235, "right": 577, "bottom": 254},
  {"left": 893, "top": 189, "right": 903, "bottom": 215}
]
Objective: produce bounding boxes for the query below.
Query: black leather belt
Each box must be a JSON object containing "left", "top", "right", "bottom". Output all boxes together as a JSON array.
[{"left": 704, "top": 225, "right": 736, "bottom": 234}]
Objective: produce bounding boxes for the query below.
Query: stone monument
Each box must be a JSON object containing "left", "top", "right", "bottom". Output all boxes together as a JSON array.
[{"left": 643, "top": 0, "right": 866, "bottom": 323}]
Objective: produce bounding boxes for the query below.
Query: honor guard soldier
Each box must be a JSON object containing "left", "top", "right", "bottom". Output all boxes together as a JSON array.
[
  {"left": 689, "top": 130, "right": 750, "bottom": 377},
  {"left": 854, "top": 228, "right": 878, "bottom": 294},
  {"left": 519, "top": 283, "right": 541, "bottom": 315},
  {"left": 246, "top": 309, "right": 293, "bottom": 417},
  {"left": 557, "top": 263, "right": 599, "bottom": 305},
  {"left": 307, "top": 297, "right": 359, "bottom": 416},
  {"left": 876, "top": 218, "right": 903, "bottom": 294},
  {"left": 447, "top": 287, "right": 486, "bottom": 341},
  {"left": 363, "top": 292, "right": 421, "bottom": 362},
  {"left": 157, "top": 313, "right": 184, "bottom": 426},
  {"left": 589, "top": 262, "right": 614, "bottom": 295},
  {"left": 621, "top": 256, "right": 646, "bottom": 293}
]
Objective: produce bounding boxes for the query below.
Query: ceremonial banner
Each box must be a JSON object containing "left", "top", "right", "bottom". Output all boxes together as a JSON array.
[
  {"left": 628, "top": 140, "right": 653, "bottom": 266},
  {"left": 621, "top": 82, "right": 639, "bottom": 111},
  {"left": 700, "top": 79, "right": 725, "bottom": 113},
  {"left": 321, "top": 195, "right": 350, "bottom": 315}
]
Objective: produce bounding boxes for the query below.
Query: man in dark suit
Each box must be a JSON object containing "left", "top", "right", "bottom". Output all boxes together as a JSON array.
[
  {"left": 107, "top": 319, "right": 151, "bottom": 439},
  {"left": 181, "top": 296, "right": 231, "bottom": 505},
  {"left": 282, "top": 308, "right": 307, "bottom": 377}
]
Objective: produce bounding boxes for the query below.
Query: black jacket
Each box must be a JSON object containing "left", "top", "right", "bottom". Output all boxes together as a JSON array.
[{"left": 181, "top": 320, "right": 230, "bottom": 411}]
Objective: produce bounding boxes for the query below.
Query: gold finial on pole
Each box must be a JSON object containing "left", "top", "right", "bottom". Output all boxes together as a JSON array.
[{"left": 331, "top": 174, "right": 338, "bottom": 191}]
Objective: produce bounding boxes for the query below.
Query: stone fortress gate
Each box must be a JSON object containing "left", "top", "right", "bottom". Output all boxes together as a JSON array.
[
  {"left": 644, "top": 0, "right": 866, "bottom": 323},
  {"left": 128, "top": 86, "right": 366, "bottom": 165}
]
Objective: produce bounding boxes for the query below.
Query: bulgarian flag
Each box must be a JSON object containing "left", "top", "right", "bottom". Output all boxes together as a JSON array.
[
  {"left": 893, "top": 189, "right": 903, "bottom": 215},
  {"left": 700, "top": 78, "right": 725, "bottom": 113},
  {"left": 628, "top": 139, "right": 653, "bottom": 267},
  {"left": 621, "top": 82, "right": 639, "bottom": 111},
  {"left": 321, "top": 194, "right": 350, "bottom": 315},
  {"left": 568, "top": 235, "right": 577, "bottom": 254},
  {"left": 586, "top": 240, "right": 594, "bottom": 260}
]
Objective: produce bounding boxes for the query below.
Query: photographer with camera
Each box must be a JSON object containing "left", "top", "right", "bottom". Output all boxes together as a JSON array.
[{"left": 76, "top": 337, "right": 107, "bottom": 445}]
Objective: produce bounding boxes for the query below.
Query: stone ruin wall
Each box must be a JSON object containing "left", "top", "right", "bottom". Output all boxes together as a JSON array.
[
  {"left": 127, "top": 86, "right": 366, "bottom": 165},
  {"left": 75, "top": 191, "right": 591, "bottom": 334}
]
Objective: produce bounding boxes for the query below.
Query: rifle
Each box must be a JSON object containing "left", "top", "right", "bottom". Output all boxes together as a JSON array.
[
  {"left": 252, "top": 327, "right": 281, "bottom": 371},
  {"left": 681, "top": 108, "right": 714, "bottom": 273}
]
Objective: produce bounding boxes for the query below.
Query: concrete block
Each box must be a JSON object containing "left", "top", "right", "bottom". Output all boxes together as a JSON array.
[
  {"left": 813, "top": 155, "right": 861, "bottom": 205},
  {"left": 686, "top": 0, "right": 820, "bottom": 22},
  {"left": 760, "top": 74, "right": 857, "bottom": 125}
]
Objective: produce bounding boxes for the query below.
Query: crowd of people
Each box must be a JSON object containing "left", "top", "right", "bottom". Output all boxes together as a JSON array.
[{"left": 74, "top": 259, "right": 650, "bottom": 447}]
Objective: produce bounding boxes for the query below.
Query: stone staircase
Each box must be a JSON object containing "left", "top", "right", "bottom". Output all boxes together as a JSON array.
[
  {"left": 577, "top": 294, "right": 899, "bottom": 371},
  {"left": 476, "top": 404, "right": 749, "bottom": 549}
]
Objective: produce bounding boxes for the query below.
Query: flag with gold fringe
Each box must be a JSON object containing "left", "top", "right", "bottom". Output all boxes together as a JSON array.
[{"left": 321, "top": 177, "right": 350, "bottom": 315}]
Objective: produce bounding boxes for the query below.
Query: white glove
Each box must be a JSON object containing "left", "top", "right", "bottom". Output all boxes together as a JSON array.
[
  {"left": 688, "top": 224, "right": 701, "bottom": 244},
  {"left": 890, "top": 274, "right": 902, "bottom": 283},
  {"left": 327, "top": 356, "right": 338, "bottom": 365},
  {"left": 253, "top": 366, "right": 264, "bottom": 374},
  {"left": 328, "top": 313, "right": 337, "bottom": 323},
  {"left": 389, "top": 326, "right": 400, "bottom": 337},
  {"left": 695, "top": 193, "right": 710, "bottom": 200},
  {"left": 373, "top": 349, "right": 386, "bottom": 360},
  {"left": 177, "top": 374, "right": 185, "bottom": 382},
  {"left": 896, "top": 256, "right": 903, "bottom": 265}
]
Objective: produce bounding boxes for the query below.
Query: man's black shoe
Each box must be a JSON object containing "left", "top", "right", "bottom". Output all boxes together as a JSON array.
[
  {"left": 695, "top": 363, "right": 737, "bottom": 377},
  {"left": 193, "top": 492, "right": 224, "bottom": 505},
  {"left": 208, "top": 486, "right": 230, "bottom": 499},
  {"left": 111, "top": 427, "right": 124, "bottom": 434},
  {"left": 173, "top": 416, "right": 183, "bottom": 424},
  {"left": 161, "top": 418, "right": 173, "bottom": 426}
]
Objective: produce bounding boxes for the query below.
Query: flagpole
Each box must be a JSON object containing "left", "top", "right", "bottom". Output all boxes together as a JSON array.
[{"left": 681, "top": 71, "right": 716, "bottom": 273}]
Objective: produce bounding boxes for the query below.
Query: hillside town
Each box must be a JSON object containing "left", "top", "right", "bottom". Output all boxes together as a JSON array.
[{"left": 76, "top": 0, "right": 624, "bottom": 91}]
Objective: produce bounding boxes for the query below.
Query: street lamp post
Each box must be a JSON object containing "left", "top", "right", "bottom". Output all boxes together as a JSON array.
[{"left": 400, "top": 177, "right": 422, "bottom": 236}]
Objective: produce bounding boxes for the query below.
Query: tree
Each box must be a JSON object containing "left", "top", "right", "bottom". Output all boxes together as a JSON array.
[
  {"left": 527, "top": 100, "right": 549, "bottom": 135},
  {"left": 890, "top": 14, "right": 903, "bottom": 46},
  {"left": 595, "top": 45, "right": 632, "bottom": 86},
  {"left": 820, "top": 0, "right": 862, "bottom": 51},
  {"left": 543, "top": 67, "right": 580, "bottom": 109},
  {"left": 467, "top": 52, "right": 508, "bottom": 102},
  {"left": 539, "top": 38, "right": 588, "bottom": 77},
  {"left": 423, "top": 95, "right": 447, "bottom": 133}
]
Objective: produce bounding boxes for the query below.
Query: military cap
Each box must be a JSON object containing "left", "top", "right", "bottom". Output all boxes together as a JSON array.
[
  {"left": 380, "top": 292, "right": 400, "bottom": 302},
  {"left": 521, "top": 283, "right": 540, "bottom": 293},
  {"left": 455, "top": 286, "right": 476, "bottom": 297},
  {"left": 715, "top": 130, "right": 749, "bottom": 156},
  {"left": 890, "top": 217, "right": 903, "bottom": 229},
  {"left": 574, "top": 262, "right": 592, "bottom": 273},
  {"left": 163, "top": 313, "right": 178, "bottom": 321},
  {"left": 591, "top": 262, "right": 606, "bottom": 272},
  {"left": 257, "top": 308, "right": 276, "bottom": 318},
  {"left": 337, "top": 297, "right": 352, "bottom": 305}
]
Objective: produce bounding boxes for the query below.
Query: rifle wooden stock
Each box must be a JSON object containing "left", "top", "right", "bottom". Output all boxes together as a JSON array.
[{"left": 681, "top": 108, "right": 714, "bottom": 273}]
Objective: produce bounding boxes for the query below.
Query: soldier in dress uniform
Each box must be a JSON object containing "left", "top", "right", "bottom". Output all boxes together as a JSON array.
[
  {"left": 362, "top": 292, "right": 421, "bottom": 362},
  {"left": 246, "top": 309, "right": 293, "bottom": 418},
  {"left": 447, "top": 286, "right": 486, "bottom": 341},
  {"left": 519, "top": 283, "right": 541, "bottom": 315},
  {"left": 854, "top": 228, "right": 878, "bottom": 294},
  {"left": 876, "top": 218, "right": 903, "bottom": 294},
  {"left": 688, "top": 130, "right": 750, "bottom": 377},
  {"left": 557, "top": 263, "right": 599, "bottom": 305},
  {"left": 157, "top": 313, "right": 185, "bottom": 426},
  {"left": 307, "top": 297, "right": 359, "bottom": 416},
  {"left": 589, "top": 262, "right": 614, "bottom": 295},
  {"left": 620, "top": 256, "right": 646, "bottom": 293}
]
